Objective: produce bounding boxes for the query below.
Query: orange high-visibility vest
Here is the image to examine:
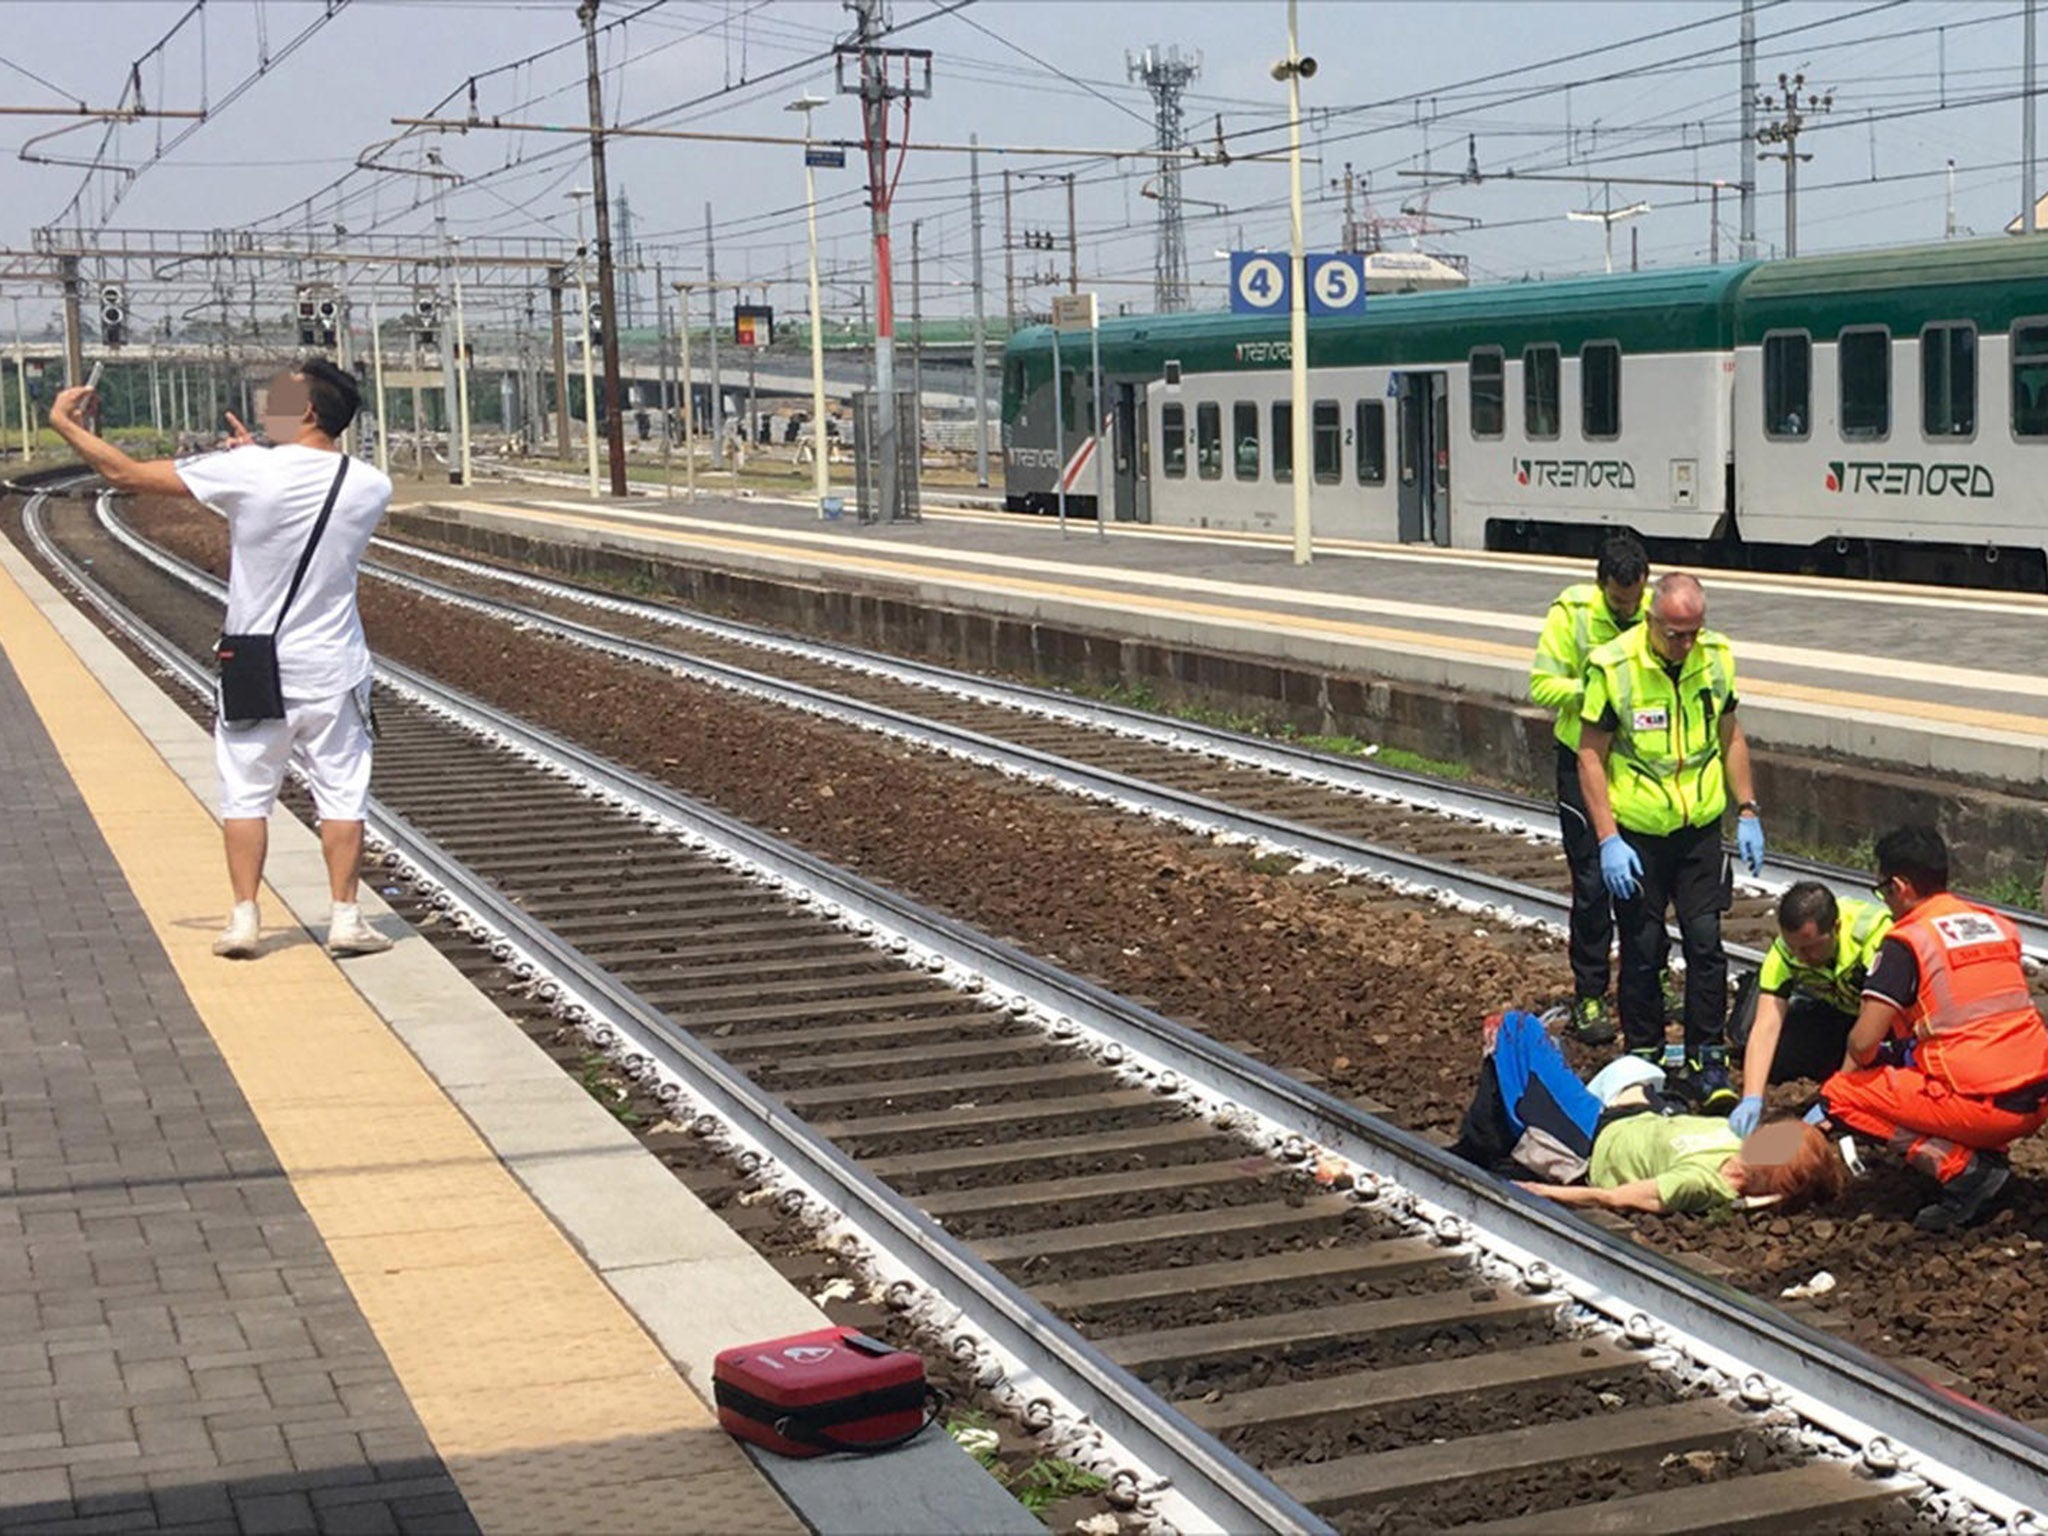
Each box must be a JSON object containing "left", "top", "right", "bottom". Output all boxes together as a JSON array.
[{"left": 1890, "top": 892, "right": 2048, "bottom": 1097}]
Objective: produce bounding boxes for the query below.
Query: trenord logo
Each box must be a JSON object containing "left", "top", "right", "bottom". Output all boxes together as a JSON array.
[{"left": 1825, "top": 460, "right": 1995, "bottom": 498}]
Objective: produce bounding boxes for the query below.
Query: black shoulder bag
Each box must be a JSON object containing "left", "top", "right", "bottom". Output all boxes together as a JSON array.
[{"left": 215, "top": 454, "right": 350, "bottom": 724}]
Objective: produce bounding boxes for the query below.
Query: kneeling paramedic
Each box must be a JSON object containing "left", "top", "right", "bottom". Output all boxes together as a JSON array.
[
  {"left": 1726, "top": 881, "right": 1893, "bottom": 1136},
  {"left": 1577, "top": 572, "right": 1763, "bottom": 1112},
  {"left": 1818, "top": 826, "right": 2048, "bottom": 1232}
]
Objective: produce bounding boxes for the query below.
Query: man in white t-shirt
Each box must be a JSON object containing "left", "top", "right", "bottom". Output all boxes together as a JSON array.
[{"left": 50, "top": 360, "right": 396, "bottom": 959}]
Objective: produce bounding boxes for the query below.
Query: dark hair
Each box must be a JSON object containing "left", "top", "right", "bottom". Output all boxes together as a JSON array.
[
  {"left": 296, "top": 357, "right": 361, "bottom": 437},
  {"left": 1777, "top": 881, "right": 1838, "bottom": 934},
  {"left": 1595, "top": 531, "right": 1649, "bottom": 587},
  {"left": 1875, "top": 825, "right": 1950, "bottom": 894}
]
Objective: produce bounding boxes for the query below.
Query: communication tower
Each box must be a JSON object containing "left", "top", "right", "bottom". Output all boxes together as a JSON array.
[{"left": 1128, "top": 44, "right": 1201, "bottom": 314}]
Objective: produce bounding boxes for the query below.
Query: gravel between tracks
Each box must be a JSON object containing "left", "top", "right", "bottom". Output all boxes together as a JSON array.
[{"left": 122, "top": 498, "right": 2048, "bottom": 1428}]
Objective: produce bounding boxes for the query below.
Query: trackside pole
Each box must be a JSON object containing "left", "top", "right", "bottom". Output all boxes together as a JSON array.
[
  {"left": 1052, "top": 328, "right": 1066, "bottom": 537},
  {"left": 1091, "top": 306, "right": 1106, "bottom": 542}
]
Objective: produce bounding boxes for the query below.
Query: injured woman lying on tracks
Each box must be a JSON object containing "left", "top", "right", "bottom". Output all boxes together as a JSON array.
[{"left": 1449, "top": 1010, "right": 1850, "bottom": 1217}]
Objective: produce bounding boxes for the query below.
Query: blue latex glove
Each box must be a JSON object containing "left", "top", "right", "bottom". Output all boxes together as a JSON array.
[
  {"left": 1598, "top": 834, "right": 1642, "bottom": 899},
  {"left": 1728, "top": 1095, "right": 1764, "bottom": 1137},
  {"left": 1736, "top": 814, "right": 1766, "bottom": 875}
]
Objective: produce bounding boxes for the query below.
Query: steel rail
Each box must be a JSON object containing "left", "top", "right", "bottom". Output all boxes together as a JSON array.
[
  {"left": 43, "top": 493, "right": 2048, "bottom": 1526},
  {"left": 372, "top": 545, "right": 1666, "bottom": 939},
  {"left": 370, "top": 528, "right": 2048, "bottom": 959},
  {"left": 104, "top": 502, "right": 1592, "bottom": 928}
]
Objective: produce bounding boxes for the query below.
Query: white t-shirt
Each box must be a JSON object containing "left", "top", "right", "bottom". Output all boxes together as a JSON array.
[{"left": 176, "top": 444, "right": 393, "bottom": 701}]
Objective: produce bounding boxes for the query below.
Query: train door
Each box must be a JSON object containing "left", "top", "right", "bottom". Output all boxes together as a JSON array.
[
  {"left": 1394, "top": 371, "right": 1450, "bottom": 546},
  {"left": 1113, "top": 382, "right": 1147, "bottom": 522}
]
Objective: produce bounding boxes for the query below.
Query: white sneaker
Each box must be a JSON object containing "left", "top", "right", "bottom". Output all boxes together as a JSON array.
[
  {"left": 326, "top": 907, "right": 393, "bottom": 956},
  {"left": 212, "top": 903, "right": 260, "bottom": 959}
]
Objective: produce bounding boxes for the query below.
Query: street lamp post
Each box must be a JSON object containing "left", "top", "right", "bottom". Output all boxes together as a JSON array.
[
  {"left": 450, "top": 236, "right": 473, "bottom": 486},
  {"left": 787, "top": 93, "right": 833, "bottom": 517},
  {"left": 569, "top": 187, "right": 601, "bottom": 499},
  {"left": 1277, "top": 0, "right": 1317, "bottom": 566}
]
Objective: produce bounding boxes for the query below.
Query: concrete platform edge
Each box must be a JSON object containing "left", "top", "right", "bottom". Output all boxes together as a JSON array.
[{"left": 0, "top": 532, "right": 1036, "bottom": 1536}]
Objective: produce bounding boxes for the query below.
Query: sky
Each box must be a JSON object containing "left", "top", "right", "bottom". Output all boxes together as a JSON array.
[{"left": 0, "top": 0, "right": 2041, "bottom": 339}]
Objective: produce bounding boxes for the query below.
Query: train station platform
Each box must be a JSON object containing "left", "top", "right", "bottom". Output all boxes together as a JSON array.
[
  {"left": 0, "top": 532, "right": 1029, "bottom": 1532},
  {"left": 398, "top": 482, "right": 2048, "bottom": 798}
]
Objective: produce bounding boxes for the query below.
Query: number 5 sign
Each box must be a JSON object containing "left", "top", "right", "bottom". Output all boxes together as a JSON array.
[{"left": 1306, "top": 253, "right": 1368, "bottom": 315}]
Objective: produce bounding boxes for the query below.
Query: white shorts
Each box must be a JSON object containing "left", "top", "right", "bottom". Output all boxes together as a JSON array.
[{"left": 216, "top": 681, "right": 375, "bottom": 822}]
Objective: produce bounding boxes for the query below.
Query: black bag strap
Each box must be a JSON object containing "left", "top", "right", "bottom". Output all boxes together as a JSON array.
[
  {"left": 266, "top": 454, "right": 350, "bottom": 637},
  {"left": 771, "top": 1385, "right": 943, "bottom": 1456}
]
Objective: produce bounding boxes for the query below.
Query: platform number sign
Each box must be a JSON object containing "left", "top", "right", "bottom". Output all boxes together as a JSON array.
[
  {"left": 1307, "top": 253, "right": 1367, "bottom": 316},
  {"left": 1229, "top": 252, "right": 1368, "bottom": 317},
  {"left": 1229, "top": 253, "right": 1289, "bottom": 314}
]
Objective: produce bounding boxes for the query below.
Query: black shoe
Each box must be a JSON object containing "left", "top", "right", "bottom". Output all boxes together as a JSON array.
[
  {"left": 1685, "top": 1049, "right": 1739, "bottom": 1115},
  {"left": 1565, "top": 996, "right": 1618, "bottom": 1046},
  {"left": 1914, "top": 1153, "right": 2010, "bottom": 1232}
]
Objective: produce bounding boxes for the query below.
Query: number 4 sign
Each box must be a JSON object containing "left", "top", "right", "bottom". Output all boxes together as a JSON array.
[{"left": 1228, "top": 253, "right": 1288, "bottom": 314}]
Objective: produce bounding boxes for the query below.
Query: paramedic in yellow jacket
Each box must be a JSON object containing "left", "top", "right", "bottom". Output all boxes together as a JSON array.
[
  {"left": 1577, "top": 572, "right": 1764, "bottom": 1114},
  {"left": 1528, "top": 533, "right": 1648, "bottom": 1046}
]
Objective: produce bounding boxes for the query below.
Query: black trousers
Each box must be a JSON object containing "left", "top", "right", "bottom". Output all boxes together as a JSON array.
[
  {"left": 1726, "top": 970, "right": 1857, "bottom": 1083},
  {"left": 1556, "top": 742, "right": 1612, "bottom": 1001},
  {"left": 1615, "top": 820, "right": 1732, "bottom": 1055}
]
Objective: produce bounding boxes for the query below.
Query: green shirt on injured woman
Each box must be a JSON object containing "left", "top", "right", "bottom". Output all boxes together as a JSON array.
[{"left": 1590, "top": 1114, "right": 1742, "bottom": 1213}]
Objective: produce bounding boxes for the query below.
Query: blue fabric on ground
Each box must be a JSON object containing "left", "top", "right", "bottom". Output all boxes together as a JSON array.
[{"left": 1491, "top": 1009, "right": 1604, "bottom": 1150}]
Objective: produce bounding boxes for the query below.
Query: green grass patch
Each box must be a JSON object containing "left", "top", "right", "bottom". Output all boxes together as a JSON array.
[
  {"left": 575, "top": 1051, "right": 645, "bottom": 1128},
  {"left": 945, "top": 1411, "right": 1108, "bottom": 1518}
]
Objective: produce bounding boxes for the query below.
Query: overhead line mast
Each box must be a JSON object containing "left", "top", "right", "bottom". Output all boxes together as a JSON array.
[
  {"left": 578, "top": 0, "right": 630, "bottom": 498},
  {"left": 838, "top": 0, "right": 931, "bottom": 523}
]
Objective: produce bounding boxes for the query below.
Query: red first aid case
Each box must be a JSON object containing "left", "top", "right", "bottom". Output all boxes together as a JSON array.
[{"left": 713, "top": 1326, "right": 938, "bottom": 1458}]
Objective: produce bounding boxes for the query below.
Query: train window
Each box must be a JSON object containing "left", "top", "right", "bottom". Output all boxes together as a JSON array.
[
  {"left": 1581, "top": 342, "right": 1621, "bottom": 439},
  {"left": 1164, "top": 359, "right": 1183, "bottom": 387},
  {"left": 2010, "top": 321, "right": 2048, "bottom": 439},
  {"left": 1312, "top": 400, "right": 1343, "bottom": 484},
  {"left": 1469, "top": 348, "right": 1505, "bottom": 438},
  {"left": 1921, "top": 323, "right": 1976, "bottom": 438},
  {"left": 1161, "top": 403, "right": 1187, "bottom": 478},
  {"left": 1061, "top": 370, "right": 1080, "bottom": 435},
  {"left": 1763, "top": 331, "right": 1811, "bottom": 439},
  {"left": 1233, "top": 401, "right": 1261, "bottom": 479},
  {"left": 1004, "top": 359, "right": 1027, "bottom": 411},
  {"left": 1196, "top": 402, "right": 1222, "bottom": 479},
  {"left": 1271, "top": 402, "right": 1294, "bottom": 483},
  {"left": 1839, "top": 327, "right": 1890, "bottom": 441},
  {"left": 1356, "top": 400, "right": 1387, "bottom": 485},
  {"left": 1523, "top": 345, "right": 1560, "bottom": 440}
]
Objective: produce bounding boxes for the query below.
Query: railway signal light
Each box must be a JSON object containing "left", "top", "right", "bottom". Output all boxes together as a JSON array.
[
  {"left": 413, "top": 289, "right": 439, "bottom": 344},
  {"left": 295, "top": 285, "right": 341, "bottom": 350},
  {"left": 99, "top": 283, "right": 126, "bottom": 349},
  {"left": 588, "top": 298, "right": 605, "bottom": 351}
]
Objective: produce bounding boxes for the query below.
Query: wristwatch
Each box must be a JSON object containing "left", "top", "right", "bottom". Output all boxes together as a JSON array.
[{"left": 1738, "top": 800, "right": 1761, "bottom": 816}]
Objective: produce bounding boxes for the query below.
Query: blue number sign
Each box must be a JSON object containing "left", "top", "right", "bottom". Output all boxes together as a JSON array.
[
  {"left": 1230, "top": 252, "right": 1369, "bottom": 316},
  {"left": 1229, "top": 252, "right": 1289, "bottom": 314}
]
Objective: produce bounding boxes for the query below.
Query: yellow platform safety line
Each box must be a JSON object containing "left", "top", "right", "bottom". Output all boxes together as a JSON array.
[
  {"left": 0, "top": 560, "right": 801, "bottom": 1536},
  {"left": 446, "top": 500, "right": 2048, "bottom": 743}
]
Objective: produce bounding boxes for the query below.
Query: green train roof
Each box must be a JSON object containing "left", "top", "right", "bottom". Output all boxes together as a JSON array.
[
  {"left": 1007, "top": 238, "right": 2048, "bottom": 377},
  {"left": 1731, "top": 236, "right": 2048, "bottom": 337},
  {"left": 1009, "top": 262, "right": 1754, "bottom": 375}
]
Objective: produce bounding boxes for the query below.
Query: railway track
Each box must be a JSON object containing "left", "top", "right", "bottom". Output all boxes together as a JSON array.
[
  {"left": 16, "top": 488, "right": 2048, "bottom": 1531},
  {"left": 351, "top": 530, "right": 2048, "bottom": 966}
]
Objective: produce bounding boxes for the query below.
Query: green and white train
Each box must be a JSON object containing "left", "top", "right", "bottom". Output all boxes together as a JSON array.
[{"left": 998, "top": 239, "right": 2048, "bottom": 587}]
